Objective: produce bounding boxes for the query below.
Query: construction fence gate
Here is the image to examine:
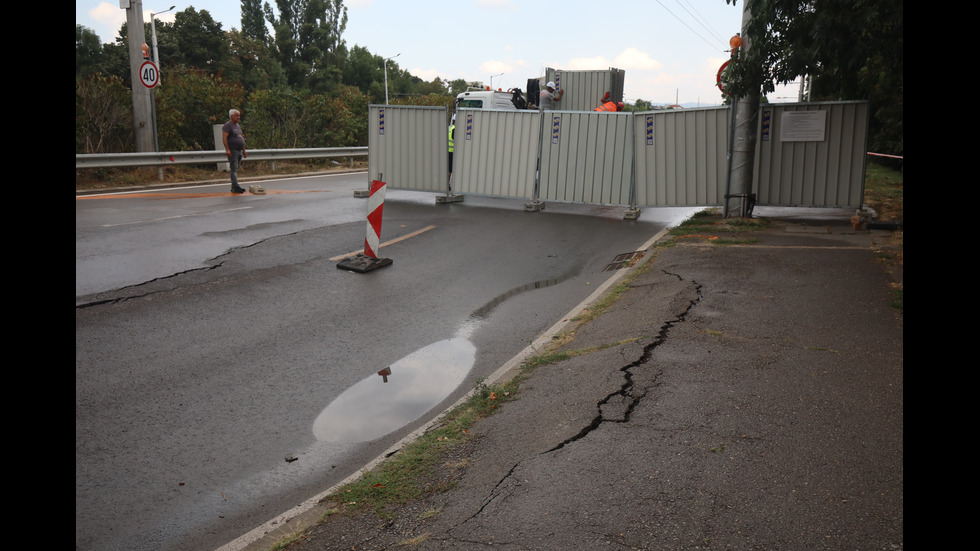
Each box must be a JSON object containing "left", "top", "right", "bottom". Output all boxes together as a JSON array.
[{"left": 367, "top": 100, "right": 869, "bottom": 215}]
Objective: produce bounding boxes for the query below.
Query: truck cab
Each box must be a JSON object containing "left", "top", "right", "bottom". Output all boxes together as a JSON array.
[{"left": 454, "top": 88, "right": 519, "bottom": 110}]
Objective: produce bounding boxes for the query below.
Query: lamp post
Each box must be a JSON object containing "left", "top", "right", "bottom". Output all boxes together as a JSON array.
[
  {"left": 149, "top": 5, "right": 175, "bottom": 177},
  {"left": 384, "top": 53, "right": 400, "bottom": 104},
  {"left": 490, "top": 72, "right": 503, "bottom": 90},
  {"left": 150, "top": 5, "right": 175, "bottom": 68}
]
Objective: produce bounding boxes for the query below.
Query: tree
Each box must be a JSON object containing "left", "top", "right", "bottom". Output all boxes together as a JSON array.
[
  {"left": 264, "top": 0, "right": 348, "bottom": 91},
  {"left": 170, "top": 8, "right": 232, "bottom": 73},
  {"left": 342, "top": 45, "right": 382, "bottom": 95},
  {"left": 241, "top": 0, "right": 268, "bottom": 41},
  {"left": 76, "top": 74, "right": 133, "bottom": 153},
  {"left": 154, "top": 68, "right": 245, "bottom": 150},
  {"left": 724, "top": 0, "right": 902, "bottom": 156},
  {"left": 448, "top": 79, "right": 469, "bottom": 97},
  {"left": 76, "top": 25, "right": 105, "bottom": 78},
  {"left": 226, "top": 29, "right": 288, "bottom": 92}
]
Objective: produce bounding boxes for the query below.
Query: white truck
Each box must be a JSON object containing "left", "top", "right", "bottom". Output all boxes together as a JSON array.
[
  {"left": 454, "top": 68, "right": 626, "bottom": 113},
  {"left": 454, "top": 88, "right": 525, "bottom": 111}
]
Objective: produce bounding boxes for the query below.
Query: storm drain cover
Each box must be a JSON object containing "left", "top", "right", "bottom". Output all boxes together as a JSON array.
[{"left": 603, "top": 251, "right": 645, "bottom": 271}]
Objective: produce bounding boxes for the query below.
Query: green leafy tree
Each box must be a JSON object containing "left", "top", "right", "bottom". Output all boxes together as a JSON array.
[
  {"left": 76, "top": 74, "right": 133, "bottom": 153},
  {"left": 245, "top": 87, "right": 308, "bottom": 148},
  {"left": 623, "top": 99, "right": 654, "bottom": 112},
  {"left": 154, "top": 68, "right": 245, "bottom": 150},
  {"left": 448, "top": 79, "right": 469, "bottom": 97},
  {"left": 724, "top": 0, "right": 902, "bottom": 156},
  {"left": 263, "top": 0, "right": 348, "bottom": 91},
  {"left": 330, "top": 85, "right": 371, "bottom": 146},
  {"left": 241, "top": 0, "right": 268, "bottom": 41},
  {"left": 226, "top": 29, "right": 288, "bottom": 92},
  {"left": 416, "top": 77, "right": 449, "bottom": 96},
  {"left": 170, "top": 8, "right": 232, "bottom": 73},
  {"left": 342, "top": 45, "right": 382, "bottom": 95},
  {"left": 76, "top": 25, "right": 105, "bottom": 78}
]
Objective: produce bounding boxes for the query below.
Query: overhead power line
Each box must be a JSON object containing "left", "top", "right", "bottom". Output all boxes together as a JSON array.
[{"left": 654, "top": 0, "right": 729, "bottom": 53}]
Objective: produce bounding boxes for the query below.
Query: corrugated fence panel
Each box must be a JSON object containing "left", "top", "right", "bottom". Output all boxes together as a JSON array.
[
  {"left": 454, "top": 109, "right": 540, "bottom": 199},
  {"left": 539, "top": 111, "right": 634, "bottom": 205},
  {"left": 368, "top": 105, "right": 447, "bottom": 191},
  {"left": 754, "top": 101, "right": 868, "bottom": 208},
  {"left": 634, "top": 107, "right": 730, "bottom": 206},
  {"left": 544, "top": 68, "right": 626, "bottom": 111}
]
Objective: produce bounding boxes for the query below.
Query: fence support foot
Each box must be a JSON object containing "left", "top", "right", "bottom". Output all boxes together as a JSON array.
[{"left": 436, "top": 194, "right": 464, "bottom": 204}]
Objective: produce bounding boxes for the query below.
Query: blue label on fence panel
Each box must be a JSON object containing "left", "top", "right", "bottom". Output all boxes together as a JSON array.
[
  {"left": 761, "top": 110, "right": 771, "bottom": 141},
  {"left": 466, "top": 113, "right": 473, "bottom": 140},
  {"left": 646, "top": 116, "right": 654, "bottom": 145},
  {"left": 378, "top": 109, "right": 385, "bottom": 135},
  {"left": 552, "top": 116, "right": 560, "bottom": 144}
]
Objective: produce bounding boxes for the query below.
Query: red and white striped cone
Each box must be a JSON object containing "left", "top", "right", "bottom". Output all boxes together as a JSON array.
[
  {"left": 337, "top": 179, "right": 393, "bottom": 273},
  {"left": 363, "top": 179, "right": 386, "bottom": 258}
]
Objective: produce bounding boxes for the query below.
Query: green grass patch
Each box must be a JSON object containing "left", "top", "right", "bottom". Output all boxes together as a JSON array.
[
  {"left": 668, "top": 208, "right": 769, "bottom": 240},
  {"left": 322, "top": 378, "right": 521, "bottom": 518},
  {"left": 890, "top": 288, "right": 903, "bottom": 312},
  {"left": 864, "top": 161, "right": 904, "bottom": 222}
]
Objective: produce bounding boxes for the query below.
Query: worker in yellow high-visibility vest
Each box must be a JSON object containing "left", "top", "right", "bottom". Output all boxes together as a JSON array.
[{"left": 448, "top": 116, "right": 455, "bottom": 185}]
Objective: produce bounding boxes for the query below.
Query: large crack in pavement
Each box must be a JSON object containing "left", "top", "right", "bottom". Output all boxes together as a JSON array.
[{"left": 461, "top": 268, "right": 703, "bottom": 529}]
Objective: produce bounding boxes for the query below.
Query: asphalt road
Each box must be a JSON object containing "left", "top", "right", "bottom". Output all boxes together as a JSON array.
[{"left": 75, "top": 172, "right": 698, "bottom": 551}]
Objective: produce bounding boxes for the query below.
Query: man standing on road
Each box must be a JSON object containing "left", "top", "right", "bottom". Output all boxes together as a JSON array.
[{"left": 222, "top": 109, "right": 248, "bottom": 194}]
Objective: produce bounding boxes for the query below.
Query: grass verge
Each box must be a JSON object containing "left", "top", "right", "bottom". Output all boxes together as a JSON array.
[{"left": 314, "top": 378, "right": 521, "bottom": 519}]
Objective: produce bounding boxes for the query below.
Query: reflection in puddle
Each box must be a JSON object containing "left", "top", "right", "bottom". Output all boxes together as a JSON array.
[
  {"left": 313, "top": 275, "right": 576, "bottom": 443},
  {"left": 313, "top": 338, "right": 476, "bottom": 442}
]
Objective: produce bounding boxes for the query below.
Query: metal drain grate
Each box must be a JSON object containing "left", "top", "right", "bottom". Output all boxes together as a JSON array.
[{"left": 603, "top": 251, "right": 645, "bottom": 271}]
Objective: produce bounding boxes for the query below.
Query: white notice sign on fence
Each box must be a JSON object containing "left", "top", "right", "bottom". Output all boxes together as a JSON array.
[{"left": 780, "top": 110, "right": 827, "bottom": 142}]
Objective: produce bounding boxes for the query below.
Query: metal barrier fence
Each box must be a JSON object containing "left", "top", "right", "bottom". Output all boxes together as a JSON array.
[
  {"left": 79, "top": 101, "right": 870, "bottom": 214},
  {"left": 633, "top": 107, "right": 732, "bottom": 207},
  {"left": 538, "top": 111, "right": 635, "bottom": 205},
  {"left": 367, "top": 105, "right": 448, "bottom": 193},
  {"left": 75, "top": 147, "right": 368, "bottom": 170},
  {"left": 754, "top": 101, "right": 869, "bottom": 208},
  {"left": 453, "top": 109, "right": 540, "bottom": 199}
]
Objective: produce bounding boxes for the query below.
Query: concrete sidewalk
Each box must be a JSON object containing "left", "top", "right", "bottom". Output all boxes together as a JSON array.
[{"left": 270, "top": 208, "right": 904, "bottom": 550}]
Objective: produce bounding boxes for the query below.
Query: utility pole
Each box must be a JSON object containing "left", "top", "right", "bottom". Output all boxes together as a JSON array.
[
  {"left": 122, "top": 0, "right": 154, "bottom": 152},
  {"left": 727, "top": 0, "right": 760, "bottom": 218}
]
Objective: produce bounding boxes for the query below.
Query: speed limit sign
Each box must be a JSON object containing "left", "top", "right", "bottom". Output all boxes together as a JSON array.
[{"left": 139, "top": 60, "right": 160, "bottom": 89}]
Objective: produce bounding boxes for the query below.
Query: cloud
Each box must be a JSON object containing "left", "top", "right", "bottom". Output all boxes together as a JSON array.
[
  {"left": 479, "top": 60, "right": 513, "bottom": 74},
  {"left": 90, "top": 2, "right": 121, "bottom": 24},
  {"left": 88, "top": 2, "right": 127, "bottom": 42},
  {"left": 614, "top": 48, "right": 662, "bottom": 71},
  {"left": 565, "top": 56, "right": 612, "bottom": 70}
]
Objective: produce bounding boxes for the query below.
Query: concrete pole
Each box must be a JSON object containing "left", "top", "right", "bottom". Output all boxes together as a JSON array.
[
  {"left": 727, "top": 0, "right": 760, "bottom": 218},
  {"left": 125, "top": 0, "right": 154, "bottom": 152}
]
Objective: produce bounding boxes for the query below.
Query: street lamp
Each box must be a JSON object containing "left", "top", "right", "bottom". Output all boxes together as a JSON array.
[
  {"left": 150, "top": 6, "right": 176, "bottom": 67},
  {"left": 149, "top": 5, "right": 175, "bottom": 173},
  {"left": 490, "top": 72, "right": 503, "bottom": 90},
  {"left": 384, "top": 53, "right": 400, "bottom": 105}
]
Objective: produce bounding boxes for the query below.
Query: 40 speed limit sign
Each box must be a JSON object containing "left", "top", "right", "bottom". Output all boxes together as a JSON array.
[{"left": 139, "top": 61, "right": 160, "bottom": 89}]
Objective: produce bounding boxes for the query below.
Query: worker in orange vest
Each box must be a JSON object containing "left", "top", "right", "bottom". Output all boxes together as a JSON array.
[{"left": 595, "top": 100, "right": 624, "bottom": 112}]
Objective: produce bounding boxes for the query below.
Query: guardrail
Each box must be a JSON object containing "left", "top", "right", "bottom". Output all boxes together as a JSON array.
[{"left": 75, "top": 147, "right": 369, "bottom": 170}]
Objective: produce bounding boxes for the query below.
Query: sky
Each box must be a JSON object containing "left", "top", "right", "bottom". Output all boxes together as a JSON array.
[{"left": 76, "top": 0, "right": 801, "bottom": 107}]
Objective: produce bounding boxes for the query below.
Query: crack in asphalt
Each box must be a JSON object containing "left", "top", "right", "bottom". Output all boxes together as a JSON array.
[
  {"left": 462, "top": 269, "right": 703, "bottom": 527},
  {"left": 74, "top": 233, "right": 294, "bottom": 309},
  {"left": 74, "top": 263, "right": 226, "bottom": 309}
]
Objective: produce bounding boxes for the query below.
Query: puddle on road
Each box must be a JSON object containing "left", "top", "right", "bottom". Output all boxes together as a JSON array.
[
  {"left": 313, "top": 337, "right": 476, "bottom": 442},
  {"left": 313, "top": 276, "right": 571, "bottom": 443}
]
